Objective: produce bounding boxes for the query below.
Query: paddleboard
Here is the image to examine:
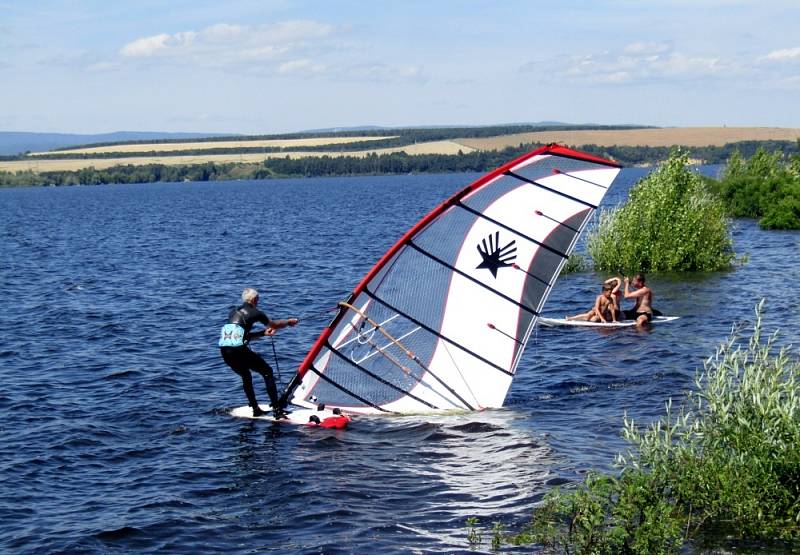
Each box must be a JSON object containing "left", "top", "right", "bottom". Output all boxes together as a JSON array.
[
  {"left": 538, "top": 315, "right": 680, "bottom": 328},
  {"left": 231, "top": 404, "right": 351, "bottom": 428}
]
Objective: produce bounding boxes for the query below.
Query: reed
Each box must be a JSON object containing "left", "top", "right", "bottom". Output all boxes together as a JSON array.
[{"left": 587, "top": 150, "right": 734, "bottom": 273}]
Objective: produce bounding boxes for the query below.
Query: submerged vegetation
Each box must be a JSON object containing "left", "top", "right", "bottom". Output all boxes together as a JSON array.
[
  {"left": 587, "top": 150, "right": 735, "bottom": 273},
  {"left": 470, "top": 302, "right": 800, "bottom": 553},
  {"left": 707, "top": 145, "right": 800, "bottom": 230}
]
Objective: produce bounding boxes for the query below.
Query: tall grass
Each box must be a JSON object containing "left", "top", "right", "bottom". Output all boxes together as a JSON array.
[
  {"left": 587, "top": 150, "right": 734, "bottom": 273},
  {"left": 473, "top": 302, "right": 800, "bottom": 553}
]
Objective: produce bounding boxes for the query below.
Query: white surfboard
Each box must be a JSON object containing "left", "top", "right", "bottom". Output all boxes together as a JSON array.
[
  {"left": 538, "top": 315, "right": 680, "bottom": 328},
  {"left": 231, "top": 404, "right": 350, "bottom": 427}
]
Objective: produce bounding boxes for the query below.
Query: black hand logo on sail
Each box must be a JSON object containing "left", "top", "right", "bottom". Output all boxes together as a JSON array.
[{"left": 476, "top": 231, "right": 517, "bottom": 278}]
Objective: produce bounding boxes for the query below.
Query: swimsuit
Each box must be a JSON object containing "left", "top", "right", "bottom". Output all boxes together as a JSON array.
[
  {"left": 635, "top": 311, "right": 653, "bottom": 322},
  {"left": 623, "top": 308, "right": 660, "bottom": 320}
]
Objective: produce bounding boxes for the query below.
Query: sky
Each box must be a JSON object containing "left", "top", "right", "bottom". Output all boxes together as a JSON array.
[{"left": 1, "top": 0, "right": 799, "bottom": 134}]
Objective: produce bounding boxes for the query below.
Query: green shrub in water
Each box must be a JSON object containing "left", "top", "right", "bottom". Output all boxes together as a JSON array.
[
  {"left": 587, "top": 150, "right": 734, "bottom": 273},
  {"left": 560, "top": 252, "right": 590, "bottom": 275},
  {"left": 708, "top": 145, "right": 800, "bottom": 230},
  {"left": 621, "top": 300, "right": 800, "bottom": 542},
  {"left": 473, "top": 301, "right": 800, "bottom": 553}
]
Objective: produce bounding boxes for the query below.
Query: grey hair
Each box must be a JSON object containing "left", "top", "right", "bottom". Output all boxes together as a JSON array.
[{"left": 241, "top": 288, "right": 259, "bottom": 304}]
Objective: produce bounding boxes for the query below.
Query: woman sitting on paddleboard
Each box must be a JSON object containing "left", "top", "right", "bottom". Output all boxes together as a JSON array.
[{"left": 605, "top": 276, "right": 623, "bottom": 321}]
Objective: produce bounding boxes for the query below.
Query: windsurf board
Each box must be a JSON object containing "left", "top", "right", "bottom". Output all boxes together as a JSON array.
[
  {"left": 231, "top": 404, "right": 351, "bottom": 428},
  {"left": 538, "top": 315, "right": 680, "bottom": 328}
]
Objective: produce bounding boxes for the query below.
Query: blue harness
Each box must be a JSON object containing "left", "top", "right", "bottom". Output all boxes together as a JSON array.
[{"left": 219, "top": 309, "right": 247, "bottom": 347}]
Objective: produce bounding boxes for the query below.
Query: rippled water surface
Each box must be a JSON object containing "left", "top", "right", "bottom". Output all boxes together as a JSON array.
[{"left": 2, "top": 169, "right": 799, "bottom": 554}]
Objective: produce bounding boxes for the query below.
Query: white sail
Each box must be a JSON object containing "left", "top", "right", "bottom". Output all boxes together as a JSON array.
[{"left": 281, "top": 146, "right": 621, "bottom": 414}]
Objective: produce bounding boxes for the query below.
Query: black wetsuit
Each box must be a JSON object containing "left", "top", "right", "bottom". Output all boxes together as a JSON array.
[{"left": 220, "top": 303, "right": 279, "bottom": 410}]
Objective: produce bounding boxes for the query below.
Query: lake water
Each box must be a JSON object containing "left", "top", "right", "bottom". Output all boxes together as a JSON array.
[{"left": 1, "top": 169, "right": 799, "bottom": 554}]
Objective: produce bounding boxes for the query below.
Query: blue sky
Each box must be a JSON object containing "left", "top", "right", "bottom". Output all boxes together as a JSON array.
[{"left": 2, "top": 0, "right": 799, "bottom": 134}]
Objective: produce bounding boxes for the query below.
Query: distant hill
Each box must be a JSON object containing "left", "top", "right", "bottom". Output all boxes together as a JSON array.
[
  {"left": 0, "top": 131, "right": 233, "bottom": 156},
  {"left": 302, "top": 121, "right": 583, "bottom": 133},
  {"left": 1, "top": 123, "right": 649, "bottom": 155}
]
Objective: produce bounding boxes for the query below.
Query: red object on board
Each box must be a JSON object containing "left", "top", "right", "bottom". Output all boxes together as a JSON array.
[{"left": 306, "top": 414, "right": 351, "bottom": 429}]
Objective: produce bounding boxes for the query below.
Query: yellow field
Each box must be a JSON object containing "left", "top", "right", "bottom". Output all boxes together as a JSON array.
[
  {"left": 376, "top": 140, "right": 473, "bottom": 156},
  {"left": 3, "top": 127, "right": 799, "bottom": 174},
  {"left": 455, "top": 127, "right": 800, "bottom": 150},
  {"left": 32, "top": 135, "right": 398, "bottom": 155},
  {"left": 0, "top": 140, "right": 474, "bottom": 173}
]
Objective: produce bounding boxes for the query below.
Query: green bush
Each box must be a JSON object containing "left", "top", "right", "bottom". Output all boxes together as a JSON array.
[
  {"left": 587, "top": 149, "right": 734, "bottom": 273},
  {"left": 474, "top": 301, "right": 800, "bottom": 553},
  {"left": 501, "top": 470, "right": 683, "bottom": 554},
  {"left": 624, "top": 301, "right": 800, "bottom": 541},
  {"left": 710, "top": 145, "right": 800, "bottom": 229},
  {"left": 560, "top": 252, "right": 590, "bottom": 275}
]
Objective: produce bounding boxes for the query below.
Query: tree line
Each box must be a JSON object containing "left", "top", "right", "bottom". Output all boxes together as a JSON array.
[{"left": 2, "top": 140, "right": 798, "bottom": 188}]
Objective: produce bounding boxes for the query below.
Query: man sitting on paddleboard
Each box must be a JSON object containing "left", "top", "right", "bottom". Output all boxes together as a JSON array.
[
  {"left": 623, "top": 274, "right": 654, "bottom": 326},
  {"left": 219, "top": 288, "right": 298, "bottom": 419}
]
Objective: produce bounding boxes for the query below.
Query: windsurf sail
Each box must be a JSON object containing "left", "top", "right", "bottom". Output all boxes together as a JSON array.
[{"left": 279, "top": 145, "right": 621, "bottom": 414}]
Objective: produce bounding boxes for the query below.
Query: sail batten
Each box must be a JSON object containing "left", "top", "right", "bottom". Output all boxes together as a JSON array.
[
  {"left": 455, "top": 201, "right": 570, "bottom": 261},
  {"left": 338, "top": 301, "right": 476, "bottom": 410},
  {"left": 407, "top": 241, "right": 541, "bottom": 317},
  {"left": 507, "top": 171, "right": 599, "bottom": 209},
  {"left": 307, "top": 365, "right": 395, "bottom": 413},
  {"left": 323, "top": 340, "right": 438, "bottom": 410},
  {"left": 283, "top": 145, "right": 621, "bottom": 415},
  {"left": 363, "top": 287, "right": 514, "bottom": 377}
]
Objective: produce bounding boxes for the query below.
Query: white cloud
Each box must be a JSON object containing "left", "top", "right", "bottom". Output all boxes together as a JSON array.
[
  {"left": 524, "top": 43, "right": 737, "bottom": 85},
  {"left": 772, "top": 75, "right": 800, "bottom": 90},
  {"left": 86, "top": 61, "right": 120, "bottom": 72},
  {"left": 114, "top": 20, "right": 424, "bottom": 83},
  {"left": 118, "top": 20, "right": 334, "bottom": 64},
  {"left": 262, "top": 20, "right": 334, "bottom": 43},
  {"left": 239, "top": 45, "right": 289, "bottom": 61},
  {"left": 623, "top": 42, "right": 671, "bottom": 56},
  {"left": 336, "top": 62, "right": 428, "bottom": 84},
  {"left": 278, "top": 58, "right": 327, "bottom": 75},
  {"left": 763, "top": 46, "right": 800, "bottom": 61},
  {"left": 121, "top": 33, "right": 174, "bottom": 58},
  {"left": 201, "top": 23, "right": 243, "bottom": 42},
  {"left": 597, "top": 71, "right": 631, "bottom": 84},
  {"left": 657, "top": 53, "right": 725, "bottom": 78}
]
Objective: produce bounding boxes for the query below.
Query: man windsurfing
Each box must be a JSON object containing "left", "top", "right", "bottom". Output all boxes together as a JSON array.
[{"left": 219, "top": 288, "right": 298, "bottom": 419}]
